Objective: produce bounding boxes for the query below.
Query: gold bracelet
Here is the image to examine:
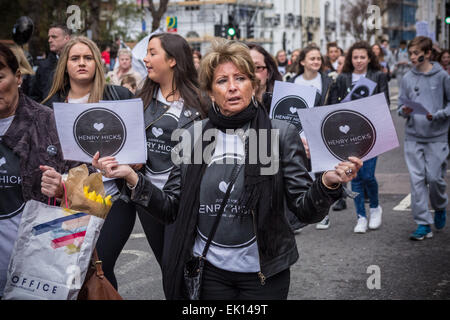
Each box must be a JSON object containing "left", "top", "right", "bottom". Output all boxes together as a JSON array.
[{"left": 322, "top": 171, "right": 341, "bottom": 190}]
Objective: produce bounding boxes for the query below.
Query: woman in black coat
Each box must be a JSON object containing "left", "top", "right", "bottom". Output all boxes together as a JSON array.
[
  {"left": 330, "top": 41, "right": 389, "bottom": 234},
  {"left": 93, "top": 39, "right": 363, "bottom": 300}
]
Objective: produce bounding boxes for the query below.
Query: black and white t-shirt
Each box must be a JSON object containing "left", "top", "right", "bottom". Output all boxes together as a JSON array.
[
  {"left": 0, "top": 116, "right": 24, "bottom": 296},
  {"left": 145, "top": 90, "right": 183, "bottom": 190},
  {"left": 193, "top": 129, "right": 260, "bottom": 273}
]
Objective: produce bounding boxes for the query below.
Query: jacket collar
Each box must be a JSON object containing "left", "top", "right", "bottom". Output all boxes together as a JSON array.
[
  {"left": 4, "top": 92, "right": 39, "bottom": 146},
  {"left": 145, "top": 92, "right": 200, "bottom": 129}
]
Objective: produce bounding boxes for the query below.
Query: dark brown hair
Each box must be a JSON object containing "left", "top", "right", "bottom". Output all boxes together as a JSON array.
[
  {"left": 121, "top": 74, "right": 137, "bottom": 89},
  {"left": 327, "top": 42, "right": 338, "bottom": 52},
  {"left": 297, "top": 45, "right": 323, "bottom": 75},
  {"left": 342, "top": 41, "right": 381, "bottom": 74},
  {"left": 247, "top": 43, "right": 282, "bottom": 93},
  {"left": 137, "top": 33, "right": 205, "bottom": 117},
  {"left": 0, "top": 43, "right": 19, "bottom": 74},
  {"left": 408, "top": 36, "right": 433, "bottom": 54}
]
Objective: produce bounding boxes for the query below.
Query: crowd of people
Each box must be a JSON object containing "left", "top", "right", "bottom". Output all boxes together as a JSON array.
[{"left": 0, "top": 21, "right": 449, "bottom": 300}]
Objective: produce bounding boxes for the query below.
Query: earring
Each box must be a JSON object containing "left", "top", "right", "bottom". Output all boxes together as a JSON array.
[
  {"left": 212, "top": 101, "right": 219, "bottom": 113},
  {"left": 251, "top": 95, "right": 258, "bottom": 107}
]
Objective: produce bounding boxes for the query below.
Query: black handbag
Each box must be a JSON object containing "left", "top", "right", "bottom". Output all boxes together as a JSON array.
[{"left": 183, "top": 163, "right": 243, "bottom": 300}]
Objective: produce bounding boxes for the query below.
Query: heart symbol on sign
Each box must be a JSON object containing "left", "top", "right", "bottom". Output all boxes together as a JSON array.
[
  {"left": 152, "top": 127, "right": 164, "bottom": 138},
  {"left": 339, "top": 125, "right": 350, "bottom": 134},
  {"left": 289, "top": 107, "right": 297, "bottom": 114},
  {"left": 93, "top": 123, "right": 104, "bottom": 132},
  {"left": 219, "top": 181, "right": 234, "bottom": 194}
]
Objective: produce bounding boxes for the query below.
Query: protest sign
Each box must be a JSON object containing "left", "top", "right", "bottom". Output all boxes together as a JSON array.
[
  {"left": 297, "top": 93, "right": 399, "bottom": 172},
  {"left": 53, "top": 99, "right": 146, "bottom": 164},
  {"left": 398, "top": 98, "right": 430, "bottom": 115},
  {"left": 269, "top": 81, "right": 317, "bottom": 134},
  {"left": 342, "top": 77, "right": 377, "bottom": 103}
]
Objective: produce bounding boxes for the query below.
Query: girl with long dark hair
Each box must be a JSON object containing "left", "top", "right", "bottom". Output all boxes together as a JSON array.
[
  {"left": 330, "top": 41, "right": 389, "bottom": 234},
  {"left": 94, "top": 33, "right": 205, "bottom": 290}
]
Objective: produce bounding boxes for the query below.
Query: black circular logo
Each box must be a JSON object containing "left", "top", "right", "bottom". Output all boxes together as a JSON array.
[
  {"left": 351, "top": 85, "right": 370, "bottom": 101},
  {"left": 73, "top": 108, "right": 126, "bottom": 158},
  {"left": 321, "top": 110, "right": 376, "bottom": 161},
  {"left": 271, "top": 95, "right": 308, "bottom": 133}
]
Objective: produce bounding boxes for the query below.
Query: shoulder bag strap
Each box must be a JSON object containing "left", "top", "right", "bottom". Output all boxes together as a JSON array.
[{"left": 201, "top": 163, "right": 244, "bottom": 258}]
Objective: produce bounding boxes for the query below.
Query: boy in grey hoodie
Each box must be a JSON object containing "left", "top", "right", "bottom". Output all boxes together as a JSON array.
[{"left": 398, "top": 36, "right": 450, "bottom": 241}]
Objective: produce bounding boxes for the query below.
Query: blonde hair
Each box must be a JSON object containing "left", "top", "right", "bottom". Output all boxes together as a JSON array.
[
  {"left": 8, "top": 44, "right": 34, "bottom": 75},
  {"left": 42, "top": 36, "right": 106, "bottom": 104},
  {"left": 117, "top": 48, "right": 132, "bottom": 59},
  {"left": 199, "top": 38, "right": 258, "bottom": 93}
]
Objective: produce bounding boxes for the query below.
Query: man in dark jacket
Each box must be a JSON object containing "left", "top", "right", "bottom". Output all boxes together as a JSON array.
[{"left": 30, "top": 24, "right": 71, "bottom": 103}]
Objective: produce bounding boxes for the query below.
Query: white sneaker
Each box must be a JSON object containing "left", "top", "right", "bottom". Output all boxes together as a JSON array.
[
  {"left": 369, "top": 206, "right": 382, "bottom": 230},
  {"left": 354, "top": 216, "right": 368, "bottom": 233},
  {"left": 316, "top": 215, "right": 330, "bottom": 230}
]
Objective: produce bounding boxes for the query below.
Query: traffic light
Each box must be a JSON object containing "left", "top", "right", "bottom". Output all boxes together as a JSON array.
[
  {"left": 247, "top": 23, "right": 254, "bottom": 39},
  {"left": 446, "top": 2, "right": 450, "bottom": 24},
  {"left": 226, "top": 15, "right": 240, "bottom": 40},
  {"left": 214, "top": 24, "right": 225, "bottom": 37},
  {"left": 226, "top": 24, "right": 237, "bottom": 38}
]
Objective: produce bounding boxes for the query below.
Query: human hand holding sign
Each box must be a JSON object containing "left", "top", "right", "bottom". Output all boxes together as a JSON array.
[
  {"left": 322, "top": 156, "right": 363, "bottom": 188},
  {"left": 402, "top": 106, "right": 413, "bottom": 116},
  {"left": 92, "top": 152, "right": 139, "bottom": 188}
]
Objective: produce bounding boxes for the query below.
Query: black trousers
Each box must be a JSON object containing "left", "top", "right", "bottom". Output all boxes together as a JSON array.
[
  {"left": 200, "top": 260, "right": 290, "bottom": 300},
  {"left": 95, "top": 198, "right": 169, "bottom": 289}
]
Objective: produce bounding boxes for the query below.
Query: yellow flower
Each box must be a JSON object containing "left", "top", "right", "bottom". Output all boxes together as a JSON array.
[
  {"left": 87, "top": 191, "right": 97, "bottom": 201},
  {"left": 105, "top": 195, "right": 112, "bottom": 206}
]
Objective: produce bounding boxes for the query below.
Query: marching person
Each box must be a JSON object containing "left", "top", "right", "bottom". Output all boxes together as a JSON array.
[
  {"left": 98, "top": 32, "right": 205, "bottom": 290},
  {"left": 330, "top": 41, "right": 389, "bottom": 234},
  {"left": 93, "top": 39, "right": 362, "bottom": 300},
  {"left": 393, "top": 40, "right": 412, "bottom": 85},
  {"left": 372, "top": 43, "right": 391, "bottom": 80},
  {"left": 248, "top": 43, "right": 303, "bottom": 234},
  {"left": 41, "top": 36, "right": 135, "bottom": 290},
  {"left": 247, "top": 44, "right": 282, "bottom": 112},
  {"left": 275, "top": 49, "right": 288, "bottom": 76},
  {"left": 30, "top": 24, "right": 71, "bottom": 103},
  {"left": 0, "top": 43, "right": 77, "bottom": 297},
  {"left": 106, "top": 48, "right": 143, "bottom": 88},
  {"left": 398, "top": 36, "right": 450, "bottom": 240},
  {"left": 289, "top": 45, "right": 336, "bottom": 230}
]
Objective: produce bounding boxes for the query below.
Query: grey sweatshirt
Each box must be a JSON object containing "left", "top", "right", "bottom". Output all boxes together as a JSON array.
[{"left": 398, "top": 62, "right": 450, "bottom": 142}]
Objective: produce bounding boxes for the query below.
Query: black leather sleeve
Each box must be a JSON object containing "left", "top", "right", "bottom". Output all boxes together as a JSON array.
[
  {"left": 130, "top": 166, "right": 181, "bottom": 225},
  {"left": 278, "top": 121, "right": 343, "bottom": 223}
]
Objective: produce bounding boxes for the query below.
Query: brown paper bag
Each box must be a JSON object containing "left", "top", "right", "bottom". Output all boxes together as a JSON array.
[{"left": 63, "top": 164, "right": 112, "bottom": 219}]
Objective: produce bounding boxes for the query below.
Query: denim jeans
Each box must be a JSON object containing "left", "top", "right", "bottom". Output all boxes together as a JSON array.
[{"left": 351, "top": 157, "right": 379, "bottom": 217}]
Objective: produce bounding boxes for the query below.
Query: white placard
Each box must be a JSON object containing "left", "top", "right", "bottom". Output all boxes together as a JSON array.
[
  {"left": 297, "top": 93, "right": 399, "bottom": 172},
  {"left": 53, "top": 99, "right": 147, "bottom": 164},
  {"left": 342, "top": 77, "right": 378, "bottom": 103},
  {"left": 269, "top": 80, "right": 317, "bottom": 135},
  {"left": 398, "top": 98, "right": 430, "bottom": 115}
]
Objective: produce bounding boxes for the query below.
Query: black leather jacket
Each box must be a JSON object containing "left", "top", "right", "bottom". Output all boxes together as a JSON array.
[
  {"left": 330, "top": 69, "right": 390, "bottom": 105},
  {"left": 128, "top": 118, "right": 343, "bottom": 299}
]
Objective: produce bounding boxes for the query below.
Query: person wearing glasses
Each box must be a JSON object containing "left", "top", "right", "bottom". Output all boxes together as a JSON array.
[
  {"left": 398, "top": 36, "right": 450, "bottom": 241},
  {"left": 247, "top": 43, "right": 282, "bottom": 111},
  {"left": 247, "top": 43, "right": 305, "bottom": 234}
]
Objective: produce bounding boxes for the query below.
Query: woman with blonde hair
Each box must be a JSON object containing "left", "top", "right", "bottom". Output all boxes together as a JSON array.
[
  {"left": 41, "top": 36, "right": 135, "bottom": 290},
  {"left": 106, "top": 48, "right": 143, "bottom": 88},
  {"left": 92, "top": 38, "right": 362, "bottom": 300},
  {"left": 8, "top": 44, "right": 35, "bottom": 96}
]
